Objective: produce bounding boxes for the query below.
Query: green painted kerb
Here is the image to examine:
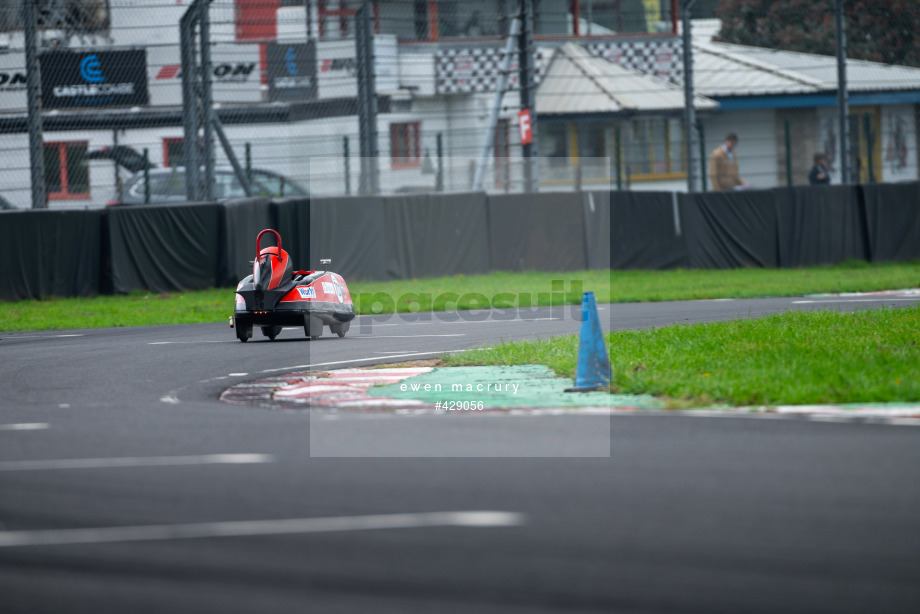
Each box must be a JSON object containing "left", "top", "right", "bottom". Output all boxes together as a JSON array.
[{"left": 367, "top": 365, "right": 662, "bottom": 409}]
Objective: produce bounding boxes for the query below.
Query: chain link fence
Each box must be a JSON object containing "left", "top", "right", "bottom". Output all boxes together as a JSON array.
[{"left": 0, "top": 0, "right": 918, "bottom": 209}]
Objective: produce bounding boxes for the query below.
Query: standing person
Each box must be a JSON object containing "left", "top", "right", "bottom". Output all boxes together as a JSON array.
[
  {"left": 708, "top": 132, "right": 748, "bottom": 191},
  {"left": 808, "top": 152, "right": 831, "bottom": 185}
]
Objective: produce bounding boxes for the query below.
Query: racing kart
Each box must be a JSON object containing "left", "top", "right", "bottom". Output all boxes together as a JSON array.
[{"left": 231, "top": 229, "right": 355, "bottom": 342}]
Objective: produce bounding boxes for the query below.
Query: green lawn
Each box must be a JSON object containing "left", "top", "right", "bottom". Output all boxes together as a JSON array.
[
  {"left": 445, "top": 305, "right": 920, "bottom": 407},
  {"left": 2, "top": 262, "right": 919, "bottom": 332},
  {"left": 5, "top": 263, "right": 918, "bottom": 407}
]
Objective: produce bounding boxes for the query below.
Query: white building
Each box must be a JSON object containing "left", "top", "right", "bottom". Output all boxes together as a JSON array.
[{"left": 0, "top": 2, "right": 917, "bottom": 208}]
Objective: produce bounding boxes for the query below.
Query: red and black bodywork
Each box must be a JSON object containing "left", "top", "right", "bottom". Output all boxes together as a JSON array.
[{"left": 232, "top": 229, "right": 355, "bottom": 342}]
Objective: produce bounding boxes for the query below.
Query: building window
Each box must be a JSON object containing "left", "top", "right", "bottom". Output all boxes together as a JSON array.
[
  {"left": 2, "top": 1, "right": 110, "bottom": 34},
  {"left": 437, "top": 0, "right": 507, "bottom": 38},
  {"left": 43, "top": 141, "right": 90, "bottom": 200},
  {"left": 625, "top": 118, "right": 684, "bottom": 180},
  {"left": 390, "top": 122, "right": 421, "bottom": 168},
  {"left": 537, "top": 122, "right": 569, "bottom": 166},
  {"left": 163, "top": 138, "right": 184, "bottom": 168},
  {"left": 234, "top": 0, "right": 280, "bottom": 41},
  {"left": 376, "top": 0, "right": 674, "bottom": 42}
]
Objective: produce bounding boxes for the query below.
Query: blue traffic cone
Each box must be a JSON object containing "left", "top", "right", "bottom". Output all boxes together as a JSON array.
[{"left": 565, "top": 291, "right": 612, "bottom": 392}]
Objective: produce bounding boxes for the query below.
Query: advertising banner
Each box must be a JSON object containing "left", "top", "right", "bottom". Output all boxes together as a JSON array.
[
  {"left": 40, "top": 49, "right": 149, "bottom": 109},
  {"left": 147, "top": 44, "right": 263, "bottom": 106},
  {"left": 266, "top": 41, "right": 317, "bottom": 102}
]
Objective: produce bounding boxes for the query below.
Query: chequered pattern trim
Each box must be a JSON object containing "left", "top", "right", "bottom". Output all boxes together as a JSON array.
[
  {"left": 435, "top": 47, "right": 547, "bottom": 94},
  {"left": 435, "top": 38, "right": 682, "bottom": 94},
  {"left": 585, "top": 38, "right": 682, "bottom": 82}
]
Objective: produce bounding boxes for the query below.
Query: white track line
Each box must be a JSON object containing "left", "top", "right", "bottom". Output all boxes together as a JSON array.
[
  {"left": 0, "top": 453, "right": 273, "bottom": 472},
  {"left": 359, "top": 334, "right": 465, "bottom": 338},
  {"left": 793, "top": 298, "right": 920, "bottom": 304},
  {"left": 0, "top": 511, "right": 525, "bottom": 548},
  {"left": 149, "top": 340, "right": 225, "bottom": 345},
  {"left": 257, "top": 350, "right": 467, "bottom": 374},
  {"left": 3, "top": 334, "right": 83, "bottom": 339},
  {"left": 0, "top": 423, "right": 49, "bottom": 431}
]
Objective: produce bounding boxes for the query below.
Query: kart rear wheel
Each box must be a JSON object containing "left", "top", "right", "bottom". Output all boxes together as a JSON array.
[
  {"left": 331, "top": 322, "right": 349, "bottom": 338},
  {"left": 261, "top": 325, "right": 282, "bottom": 340},
  {"left": 235, "top": 320, "right": 252, "bottom": 343}
]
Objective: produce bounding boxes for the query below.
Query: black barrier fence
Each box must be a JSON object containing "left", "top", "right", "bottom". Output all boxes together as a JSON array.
[{"left": 1, "top": 183, "right": 919, "bottom": 301}]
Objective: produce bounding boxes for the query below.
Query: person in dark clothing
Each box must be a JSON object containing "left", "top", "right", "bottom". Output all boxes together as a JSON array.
[{"left": 808, "top": 153, "right": 831, "bottom": 185}]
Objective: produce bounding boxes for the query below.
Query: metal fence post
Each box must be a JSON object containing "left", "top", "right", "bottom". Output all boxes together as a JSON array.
[
  {"left": 697, "top": 120, "right": 707, "bottom": 192},
  {"left": 343, "top": 136, "right": 351, "bottom": 196},
  {"left": 180, "top": 4, "right": 200, "bottom": 201},
  {"left": 356, "top": 0, "right": 379, "bottom": 195},
  {"left": 835, "top": 0, "right": 850, "bottom": 184},
  {"left": 785, "top": 118, "right": 793, "bottom": 187},
  {"left": 245, "top": 142, "right": 252, "bottom": 183},
  {"left": 22, "top": 0, "right": 46, "bottom": 209},
  {"left": 436, "top": 133, "right": 444, "bottom": 192},
  {"left": 680, "top": 0, "right": 698, "bottom": 193},
  {"left": 519, "top": 0, "right": 538, "bottom": 193},
  {"left": 199, "top": 0, "right": 214, "bottom": 201},
  {"left": 143, "top": 148, "right": 151, "bottom": 204}
]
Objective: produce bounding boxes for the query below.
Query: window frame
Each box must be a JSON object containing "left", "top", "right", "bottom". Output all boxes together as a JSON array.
[
  {"left": 390, "top": 121, "right": 422, "bottom": 169},
  {"left": 1, "top": 0, "right": 111, "bottom": 34},
  {"left": 625, "top": 117, "right": 686, "bottom": 182},
  {"left": 396, "top": 0, "right": 677, "bottom": 43},
  {"left": 44, "top": 141, "right": 90, "bottom": 201},
  {"left": 162, "top": 137, "right": 184, "bottom": 168}
]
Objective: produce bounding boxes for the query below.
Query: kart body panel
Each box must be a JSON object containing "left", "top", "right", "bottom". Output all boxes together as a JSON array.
[{"left": 232, "top": 229, "right": 355, "bottom": 341}]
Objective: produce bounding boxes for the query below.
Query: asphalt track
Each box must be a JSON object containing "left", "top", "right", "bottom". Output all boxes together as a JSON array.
[{"left": 1, "top": 296, "right": 919, "bottom": 613}]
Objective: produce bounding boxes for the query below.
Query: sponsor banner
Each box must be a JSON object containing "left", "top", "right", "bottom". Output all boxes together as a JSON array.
[
  {"left": 267, "top": 41, "right": 317, "bottom": 102},
  {"left": 0, "top": 50, "right": 26, "bottom": 110},
  {"left": 40, "top": 49, "right": 148, "bottom": 108},
  {"left": 297, "top": 286, "right": 317, "bottom": 299},
  {"left": 147, "top": 43, "right": 263, "bottom": 106},
  {"left": 316, "top": 35, "right": 398, "bottom": 99},
  {"left": 0, "top": 35, "right": 400, "bottom": 112},
  {"left": 518, "top": 109, "right": 533, "bottom": 145}
]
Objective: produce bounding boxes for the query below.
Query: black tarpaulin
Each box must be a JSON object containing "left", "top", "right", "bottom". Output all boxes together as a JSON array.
[
  {"left": 488, "top": 192, "right": 586, "bottom": 271},
  {"left": 861, "top": 182, "right": 920, "bottom": 263},
  {"left": 107, "top": 203, "right": 222, "bottom": 294},
  {"left": 610, "top": 191, "right": 687, "bottom": 269},
  {"left": 775, "top": 186, "right": 868, "bottom": 267},
  {"left": 220, "top": 197, "right": 275, "bottom": 285},
  {"left": 681, "top": 189, "right": 778, "bottom": 268},
  {"left": 383, "top": 192, "right": 490, "bottom": 279},
  {"left": 582, "top": 191, "right": 611, "bottom": 270},
  {"left": 0, "top": 209, "right": 102, "bottom": 301},
  {"left": 309, "top": 196, "right": 386, "bottom": 280},
  {"left": 272, "top": 197, "right": 310, "bottom": 266}
]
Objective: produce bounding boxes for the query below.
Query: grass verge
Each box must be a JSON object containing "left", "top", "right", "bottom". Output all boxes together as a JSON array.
[
  {"left": 445, "top": 305, "right": 920, "bottom": 407},
  {"left": 1, "top": 261, "right": 919, "bottom": 332}
]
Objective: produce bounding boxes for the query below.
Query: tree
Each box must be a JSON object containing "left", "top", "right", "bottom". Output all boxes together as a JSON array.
[{"left": 715, "top": 0, "right": 920, "bottom": 68}]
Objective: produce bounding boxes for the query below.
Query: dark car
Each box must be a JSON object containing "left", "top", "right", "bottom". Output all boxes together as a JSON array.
[
  {"left": 0, "top": 194, "right": 19, "bottom": 210},
  {"left": 109, "top": 167, "right": 308, "bottom": 205}
]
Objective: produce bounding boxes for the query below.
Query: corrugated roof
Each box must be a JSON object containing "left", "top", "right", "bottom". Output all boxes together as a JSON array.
[
  {"left": 692, "top": 41, "right": 826, "bottom": 97},
  {"left": 537, "top": 42, "right": 718, "bottom": 116},
  {"left": 713, "top": 43, "right": 920, "bottom": 93},
  {"left": 689, "top": 19, "right": 920, "bottom": 98}
]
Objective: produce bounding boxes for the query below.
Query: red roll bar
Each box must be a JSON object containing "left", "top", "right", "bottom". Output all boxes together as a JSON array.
[{"left": 256, "top": 229, "right": 282, "bottom": 257}]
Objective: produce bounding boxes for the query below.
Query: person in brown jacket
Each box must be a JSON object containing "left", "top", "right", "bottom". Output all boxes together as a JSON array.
[{"left": 708, "top": 132, "right": 748, "bottom": 191}]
